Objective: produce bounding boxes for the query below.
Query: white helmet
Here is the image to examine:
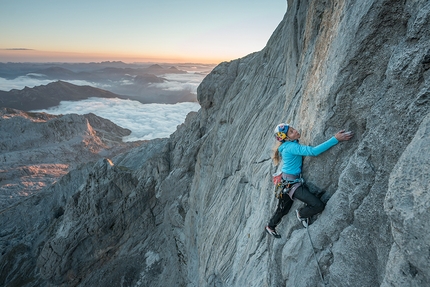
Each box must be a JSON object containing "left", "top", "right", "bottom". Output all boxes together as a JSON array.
[{"left": 274, "top": 123, "right": 289, "bottom": 142}]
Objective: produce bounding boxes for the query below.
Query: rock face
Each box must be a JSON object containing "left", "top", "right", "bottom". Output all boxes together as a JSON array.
[
  {"left": 0, "top": 108, "right": 140, "bottom": 210},
  {"left": 1, "top": 0, "right": 430, "bottom": 286}
]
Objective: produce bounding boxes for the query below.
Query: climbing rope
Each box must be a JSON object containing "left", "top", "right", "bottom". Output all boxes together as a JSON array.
[{"left": 305, "top": 225, "right": 326, "bottom": 286}]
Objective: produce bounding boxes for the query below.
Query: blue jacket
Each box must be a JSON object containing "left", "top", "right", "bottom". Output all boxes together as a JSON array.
[{"left": 279, "top": 137, "right": 339, "bottom": 175}]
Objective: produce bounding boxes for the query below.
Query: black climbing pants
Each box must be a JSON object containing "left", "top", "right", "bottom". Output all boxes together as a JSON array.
[{"left": 268, "top": 184, "right": 325, "bottom": 228}]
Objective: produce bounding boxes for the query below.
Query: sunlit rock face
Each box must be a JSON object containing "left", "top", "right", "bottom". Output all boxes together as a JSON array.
[
  {"left": 1, "top": 0, "right": 430, "bottom": 286},
  {"left": 0, "top": 108, "right": 140, "bottom": 209}
]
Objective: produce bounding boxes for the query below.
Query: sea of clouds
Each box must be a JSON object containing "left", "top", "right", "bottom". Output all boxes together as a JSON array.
[
  {"left": 149, "top": 72, "right": 204, "bottom": 94},
  {"left": 1, "top": 68, "right": 208, "bottom": 141},
  {"left": 0, "top": 72, "right": 205, "bottom": 94},
  {"left": 33, "top": 98, "right": 200, "bottom": 141}
]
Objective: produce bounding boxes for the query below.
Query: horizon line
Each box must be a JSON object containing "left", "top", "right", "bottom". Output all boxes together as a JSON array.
[
  {"left": 0, "top": 49, "right": 231, "bottom": 65},
  {"left": 0, "top": 60, "right": 220, "bottom": 65}
]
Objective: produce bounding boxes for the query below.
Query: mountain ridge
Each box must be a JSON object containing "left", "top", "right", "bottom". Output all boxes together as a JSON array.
[{"left": 0, "top": 80, "right": 125, "bottom": 111}]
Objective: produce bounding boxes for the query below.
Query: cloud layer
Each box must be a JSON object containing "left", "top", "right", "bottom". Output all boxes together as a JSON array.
[
  {"left": 0, "top": 75, "right": 102, "bottom": 91},
  {"left": 0, "top": 63, "right": 213, "bottom": 94},
  {"left": 32, "top": 98, "right": 200, "bottom": 141},
  {"left": 151, "top": 73, "right": 204, "bottom": 94}
]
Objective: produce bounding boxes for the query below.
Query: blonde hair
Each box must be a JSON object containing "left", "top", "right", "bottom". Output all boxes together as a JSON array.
[{"left": 272, "top": 141, "right": 282, "bottom": 166}]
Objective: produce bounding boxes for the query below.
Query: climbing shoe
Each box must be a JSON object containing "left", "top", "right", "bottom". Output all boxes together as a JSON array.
[
  {"left": 265, "top": 226, "right": 281, "bottom": 238},
  {"left": 295, "top": 209, "right": 309, "bottom": 228}
]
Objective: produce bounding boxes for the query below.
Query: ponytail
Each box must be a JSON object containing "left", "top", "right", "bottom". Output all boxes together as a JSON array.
[{"left": 272, "top": 141, "right": 282, "bottom": 166}]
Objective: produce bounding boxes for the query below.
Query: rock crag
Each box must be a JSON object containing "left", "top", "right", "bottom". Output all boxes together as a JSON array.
[
  {"left": 1, "top": 0, "right": 430, "bottom": 286},
  {"left": 0, "top": 108, "right": 141, "bottom": 210}
]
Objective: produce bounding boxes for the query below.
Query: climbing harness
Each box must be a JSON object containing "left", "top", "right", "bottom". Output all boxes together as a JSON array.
[
  {"left": 305, "top": 225, "right": 326, "bottom": 286},
  {"left": 272, "top": 172, "right": 304, "bottom": 200}
]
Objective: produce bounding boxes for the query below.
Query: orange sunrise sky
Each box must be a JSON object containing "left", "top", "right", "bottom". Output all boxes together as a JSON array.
[{"left": 1, "top": 1, "right": 287, "bottom": 64}]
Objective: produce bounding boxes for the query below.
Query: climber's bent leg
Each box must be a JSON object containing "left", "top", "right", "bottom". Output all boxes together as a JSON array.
[{"left": 293, "top": 185, "right": 325, "bottom": 218}]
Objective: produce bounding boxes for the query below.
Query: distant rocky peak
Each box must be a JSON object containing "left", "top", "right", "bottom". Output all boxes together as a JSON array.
[{"left": 147, "top": 64, "right": 164, "bottom": 70}]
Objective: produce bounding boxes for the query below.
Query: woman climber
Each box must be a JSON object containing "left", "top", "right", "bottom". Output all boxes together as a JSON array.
[{"left": 265, "top": 123, "right": 353, "bottom": 238}]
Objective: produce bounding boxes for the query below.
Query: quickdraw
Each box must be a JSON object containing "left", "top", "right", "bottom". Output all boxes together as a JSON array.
[{"left": 274, "top": 184, "right": 288, "bottom": 199}]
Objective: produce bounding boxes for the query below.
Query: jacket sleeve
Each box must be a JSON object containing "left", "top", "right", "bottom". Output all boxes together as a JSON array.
[{"left": 286, "top": 137, "right": 339, "bottom": 156}]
